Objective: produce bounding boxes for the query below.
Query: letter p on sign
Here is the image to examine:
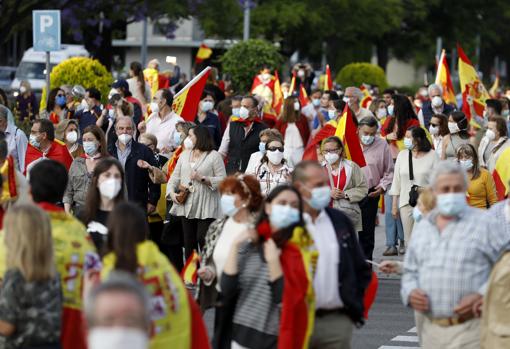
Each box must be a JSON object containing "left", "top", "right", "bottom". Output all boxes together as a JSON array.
[
  {"left": 33, "top": 10, "right": 61, "bottom": 52},
  {"left": 40, "top": 15, "right": 53, "bottom": 32}
]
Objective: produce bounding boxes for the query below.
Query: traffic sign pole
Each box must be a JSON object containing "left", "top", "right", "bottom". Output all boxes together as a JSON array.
[{"left": 46, "top": 51, "right": 50, "bottom": 105}]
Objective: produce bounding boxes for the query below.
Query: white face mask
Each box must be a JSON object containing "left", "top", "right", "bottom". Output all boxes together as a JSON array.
[
  {"left": 88, "top": 327, "right": 149, "bottom": 349},
  {"left": 377, "top": 108, "right": 387, "bottom": 119},
  {"left": 231, "top": 107, "right": 240, "bottom": 117},
  {"left": 183, "top": 137, "right": 194, "bottom": 150},
  {"left": 387, "top": 104, "right": 394, "bottom": 115},
  {"left": 324, "top": 152, "right": 340, "bottom": 165},
  {"left": 267, "top": 149, "right": 284, "bottom": 165},
  {"left": 201, "top": 101, "right": 214, "bottom": 112},
  {"left": 239, "top": 107, "right": 250, "bottom": 120},
  {"left": 448, "top": 122, "right": 460, "bottom": 134},
  {"left": 66, "top": 131, "right": 78, "bottom": 144},
  {"left": 429, "top": 125, "right": 439, "bottom": 136},
  {"left": 98, "top": 178, "right": 122, "bottom": 200},
  {"left": 431, "top": 96, "right": 443, "bottom": 108},
  {"left": 294, "top": 101, "right": 300, "bottom": 111},
  {"left": 118, "top": 134, "right": 132, "bottom": 145},
  {"left": 485, "top": 129, "right": 496, "bottom": 141},
  {"left": 150, "top": 102, "right": 160, "bottom": 114}
]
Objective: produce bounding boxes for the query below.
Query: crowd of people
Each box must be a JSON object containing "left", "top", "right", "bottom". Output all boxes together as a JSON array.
[{"left": 0, "top": 58, "right": 509, "bottom": 349}]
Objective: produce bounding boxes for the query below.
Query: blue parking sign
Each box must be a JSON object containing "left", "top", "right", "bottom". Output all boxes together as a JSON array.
[{"left": 33, "top": 10, "right": 61, "bottom": 52}]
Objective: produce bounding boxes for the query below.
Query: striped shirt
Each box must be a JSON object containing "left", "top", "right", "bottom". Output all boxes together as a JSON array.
[{"left": 401, "top": 206, "right": 510, "bottom": 317}]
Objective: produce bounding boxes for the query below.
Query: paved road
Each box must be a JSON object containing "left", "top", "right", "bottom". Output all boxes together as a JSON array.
[{"left": 204, "top": 214, "right": 420, "bottom": 348}]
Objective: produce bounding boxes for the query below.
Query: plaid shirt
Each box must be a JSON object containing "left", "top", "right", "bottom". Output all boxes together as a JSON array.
[{"left": 401, "top": 206, "right": 510, "bottom": 317}]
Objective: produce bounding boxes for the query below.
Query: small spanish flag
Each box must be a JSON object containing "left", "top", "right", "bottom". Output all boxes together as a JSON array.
[
  {"left": 360, "top": 84, "right": 373, "bottom": 108},
  {"left": 181, "top": 250, "right": 200, "bottom": 285},
  {"left": 324, "top": 64, "right": 333, "bottom": 91},
  {"left": 493, "top": 147, "right": 510, "bottom": 200},
  {"left": 172, "top": 66, "right": 211, "bottom": 121},
  {"left": 299, "top": 83, "right": 310, "bottom": 107},
  {"left": 289, "top": 70, "right": 297, "bottom": 95},
  {"left": 273, "top": 70, "right": 284, "bottom": 115},
  {"left": 335, "top": 104, "right": 366, "bottom": 167},
  {"left": 195, "top": 44, "right": 213, "bottom": 64}
]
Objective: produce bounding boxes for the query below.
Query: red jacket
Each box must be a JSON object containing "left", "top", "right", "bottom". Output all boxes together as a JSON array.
[
  {"left": 25, "top": 141, "right": 73, "bottom": 174},
  {"left": 275, "top": 114, "right": 310, "bottom": 146}
]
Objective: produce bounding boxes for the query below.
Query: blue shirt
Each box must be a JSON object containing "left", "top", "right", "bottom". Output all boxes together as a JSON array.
[
  {"left": 195, "top": 111, "right": 222, "bottom": 150},
  {"left": 75, "top": 106, "right": 101, "bottom": 133},
  {"left": 313, "top": 109, "right": 331, "bottom": 129}
]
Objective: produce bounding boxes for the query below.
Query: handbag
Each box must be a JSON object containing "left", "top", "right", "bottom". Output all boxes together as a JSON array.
[
  {"left": 174, "top": 184, "right": 191, "bottom": 205},
  {"left": 408, "top": 150, "right": 420, "bottom": 207}
]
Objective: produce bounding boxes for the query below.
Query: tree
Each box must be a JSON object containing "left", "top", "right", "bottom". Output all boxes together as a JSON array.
[
  {"left": 220, "top": 39, "right": 283, "bottom": 93},
  {"left": 336, "top": 63, "right": 388, "bottom": 89}
]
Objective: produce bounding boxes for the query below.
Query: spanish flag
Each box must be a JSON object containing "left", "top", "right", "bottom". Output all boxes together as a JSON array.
[
  {"left": 458, "top": 43, "right": 489, "bottom": 122},
  {"left": 493, "top": 147, "right": 510, "bottom": 200},
  {"left": 289, "top": 71, "right": 297, "bottom": 95},
  {"left": 273, "top": 70, "right": 284, "bottom": 115},
  {"left": 181, "top": 250, "right": 200, "bottom": 285},
  {"left": 335, "top": 105, "right": 366, "bottom": 167},
  {"left": 489, "top": 74, "right": 500, "bottom": 98},
  {"left": 360, "top": 84, "right": 373, "bottom": 108},
  {"left": 435, "top": 49, "right": 457, "bottom": 106},
  {"left": 172, "top": 66, "right": 211, "bottom": 121},
  {"left": 324, "top": 64, "right": 333, "bottom": 91},
  {"left": 195, "top": 43, "right": 212, "bottom": 64},
  {"left": 299, "top": 83, "right": 310, "bottom": 107}
]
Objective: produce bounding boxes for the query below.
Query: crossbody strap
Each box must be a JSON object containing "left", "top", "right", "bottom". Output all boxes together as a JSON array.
[{"left": 408, "top": 150, "right": 414, "bottom": 181}]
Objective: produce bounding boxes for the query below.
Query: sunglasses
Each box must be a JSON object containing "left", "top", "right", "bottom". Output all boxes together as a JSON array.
[{"left": 267, "top": 147, "right": 283, "bottom": 152}]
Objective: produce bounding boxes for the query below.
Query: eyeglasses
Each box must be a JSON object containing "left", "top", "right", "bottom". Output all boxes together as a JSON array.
[
  {"left": 267, "top": 146, "right": 283, "bottom": 152},
  {"left": 323, "top": 148, "right": 341, "bottom": 154}
]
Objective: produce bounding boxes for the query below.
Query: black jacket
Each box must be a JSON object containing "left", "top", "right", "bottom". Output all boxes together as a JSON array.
[
  {"left": 108, "top": 140, "right": 161, "bottom": 209},
  {"left": 325, "top": 207, "right": 372, "bottom": 326},
  {"left": 226, "top": 121, "right": 267, "bottom": 174}
]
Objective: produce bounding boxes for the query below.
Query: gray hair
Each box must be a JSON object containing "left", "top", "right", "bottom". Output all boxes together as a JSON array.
[
  {"left": 0, "top": 105, "right": 9, "bottom": 121},
  {"left": 346, "top": 86, "right": 364, "bottom": 102},
  {"left": 428, "top": 83, "right": 443, "bottom": 96},
  {"left": 84, "top": 271, "right": 151, "bottom": 330},
  {"left": 115, "top": 115, "right": 136, "bottom": 131},
  {"left": 429, "top": 160, "right": 468, "bottom": 190}
]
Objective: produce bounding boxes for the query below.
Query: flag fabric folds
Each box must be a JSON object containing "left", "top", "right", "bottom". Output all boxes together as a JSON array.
[
  {"left": 299, "top": 83, "right": 310, "bottom": 107},
  {"left": 457, "top": 44, "right": 489, "bottom": 121},
  {"left": 335, "top": 105, "right": 366, "bottom": 167},
  {"left": 273, "top": 70, "right": 284, "bottom": 115},
  {"left": 289, "top": 71, "right": 297, "bottom": 95},
  {"left": 181, "top": 250, "right": 200, "bottom": 285},
  {"left": 195, "top": 43, "right": 213, "bottom": 64},
  {"left": 360, "top": 84, "right": 373, "bottom": 108},
  {"left": 489, "top": 75, "right": 500, "bottom": 98},
  {"left": 324, "top": 64, "right": 333, "bottom": 91},
  {"left": 172, "top": 66, "right": 211, "bottom": 121},
  {"left": 435, "top": 49, "right": 457, "bottom": 106},
  {"left": 493, "top": 147, "right": 510, "bottom": 200}
]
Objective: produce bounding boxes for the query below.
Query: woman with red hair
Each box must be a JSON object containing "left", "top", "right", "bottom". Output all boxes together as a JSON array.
[{"left": 197, "top": 174, "right": 263, "bottom": 348}]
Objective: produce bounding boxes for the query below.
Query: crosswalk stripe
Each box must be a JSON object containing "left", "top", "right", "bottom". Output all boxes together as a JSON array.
[
  {"left": 378, "top": 346, "right": 419, "bottom": 349},
  {"left": 391, "top": 335, "right": 419, "bottom": 342},
  {"left": 407, "top": 327, "right": 417, "bottom": 333}
]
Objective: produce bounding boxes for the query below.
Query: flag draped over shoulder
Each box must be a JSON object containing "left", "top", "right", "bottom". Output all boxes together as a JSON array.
[
  {"left": 360, "top": 84, "right": 373, "bottom": 108},
  {"left": 273, "top": 70, "right": 284, "bottom": 115},
  {"left": 435, "top": 49, "right": 457, "bottom": 106},
  {"left": 195, "top": 43, "right": 212, "bottom": 64},
  {"left": 324, "top": 64, "right": 333, "bottom": 91},
  {"left": 335, "top": 105, "right": 366, "bottom": 167},
  {"left": 102, "top": 241, "right": 210, "bottom": 349},
  {"left": 172, "top": 67, "right": 211, "bottom": 121},
  {"left": 493, "top": 147, "right": 510, "bottom": 200},
  {"left": 457, "top": 44, "right": 489, "bottom": 122}
]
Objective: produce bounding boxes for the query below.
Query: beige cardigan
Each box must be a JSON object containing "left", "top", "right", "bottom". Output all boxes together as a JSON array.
[{"left": 167, "top": 150, "right": 226, "bottom": 219}]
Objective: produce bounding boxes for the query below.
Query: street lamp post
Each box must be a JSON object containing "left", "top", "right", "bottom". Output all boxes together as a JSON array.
[{"left": 243, "top": 0, "right": 250, "bottom": 41}]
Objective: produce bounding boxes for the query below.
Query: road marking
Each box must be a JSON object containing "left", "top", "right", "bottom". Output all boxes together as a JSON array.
[
  {"left": 379, "top": 346, "right": 419, "bottom": 349},
  {"left": 391, "top": 335, "right": 419, "bottom": 342},
  {"left": 407, "top": 327, "right": 417, "bottom": 333}
]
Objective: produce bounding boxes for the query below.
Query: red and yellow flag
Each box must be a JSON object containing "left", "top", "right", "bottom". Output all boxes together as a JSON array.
[
  {"left": 324, "top": 64, "right": 333, "bottom": 91},
  {"left": 489, "top": 75, "right": 500, "bottom": 98},
  {"left": 458, "top": 44, "right": 489, "bottom": 121},
  {"left": 493, "top": 147, "right": 510, "bottom": 200},
  {"left": 299, "top": 83, "right": 310, "bottom": 107},
  {"left": 172, "top": 67, "right": 211, "bottom": 121},
  {"left": 360, "top": 84, "right": 373, "bottom": 108},
  {"left": 181, "top": 250, "right": 200, "bottom": 285},
  {"left": 195, "top": 44, "right": 212, "bottom": 64},
  {"left": 435, "top": 49, "right": 457, "bottom": 106},
  {"left": 334, "top": 105, "right": 366, "bottom": 167},
  {"left": 273, "top": 70, "right": 284, "bottom": 115},
  {"left": 289, "top": 70, "right": 297, "bottom": 95}
]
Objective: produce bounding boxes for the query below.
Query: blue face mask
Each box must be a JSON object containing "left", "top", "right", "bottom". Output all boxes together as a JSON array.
[
  {"left": 412, "top": 206, "right": 422, "bottom": 222},
  {"left": 221, "top": 194, "right": 239, "bottom": 217},
  {"left": 173, "top": 131, "right": 182, "bottom": 146},
  {"left": 308, "top": 186, "right": 331, "bottom": 211},
  {"left": 83, "top": 141, "right": 98, "bottom": 156},
  {"left": 387, "top": 104, "right": 394, "bottom": 116},
  {"left": 327, "top": 110, "right": 336, "bottom": 119},
  {"left": 232, "top": 107, "right": 240, "bottom": 117},
  {"left": 259, "top": 142, "right": 266, "bottom": 154},
  {"left": 361, "top": 135, "right": 375, "bottom": 145},
  {"left": 55, "top": 95, "right": 67, "bottom": 107},
  {"left": 29, "top": 134, "right": 40, "bottom": 149},
  {"left": 404, "top": 137, "right": 414, "bottom": 150},
  {"left": 436, "top": 193, "right": 467, "bottom": 217},
  {"left": 270, "top": 204, "right": 301, "bottom": 230}
]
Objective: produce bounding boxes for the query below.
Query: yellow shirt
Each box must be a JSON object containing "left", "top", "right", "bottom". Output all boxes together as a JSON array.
[{"left": 467, "top": 168, "right": 498, "bottom": 209}]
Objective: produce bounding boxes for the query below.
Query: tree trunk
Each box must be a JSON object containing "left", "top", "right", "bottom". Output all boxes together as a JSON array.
[{"left": 376, "top": 42, "right": 389, "bottom": 72}]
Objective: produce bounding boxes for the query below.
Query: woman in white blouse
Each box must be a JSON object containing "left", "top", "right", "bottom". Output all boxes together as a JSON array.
[
  {"left": 247, "top": 138, "right": 292, "bottom": 196},
  {"left": 167, "top": 125, "right": 227, "bottom": 260},
  {"left": 390, "top": 126, "right": 439, "bottom": 250},
  {"left": 428, "top": 113, "right": 449, "bottom": 157}
]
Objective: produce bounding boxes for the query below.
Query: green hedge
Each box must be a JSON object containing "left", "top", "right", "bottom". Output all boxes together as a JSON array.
[{"left": 335, "top": 62, "right": 388, "bottom": 89}]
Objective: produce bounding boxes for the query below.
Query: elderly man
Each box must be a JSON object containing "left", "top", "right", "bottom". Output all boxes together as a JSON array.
[
  {"left": 401, "top": 161, "right": 508, "bottom": 349},
  {"left": 417, "top": 83, "right": 455, "bottom": 128},
  {"left": 344, "top": 87, "right": 374, "bottom": 120},
  {"left": 0, "top": 105, "right": 28, "bottom": 171},
  {"left": 85, "top": 272, "right": 151, "bottom": 349},
  {"left": 108, "top": 116, "right": 160, "bottom": 212},
  {"left": 358, "top": 116, "right": 394, "bottom": 260}
]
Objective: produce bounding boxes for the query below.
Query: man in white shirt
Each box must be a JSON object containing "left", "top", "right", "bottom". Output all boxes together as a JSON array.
[
  {"left": 144, "top": 89, "right": 183, "bottom": 158},
  {"left": 292, "top": 160, "right": 371, "bottom": 349},
  {"left": 344, "top": 87, "right": 374, "bottom": 120},
  {"left": 0, "top": 105, "right": 28, "bottom": 171}
]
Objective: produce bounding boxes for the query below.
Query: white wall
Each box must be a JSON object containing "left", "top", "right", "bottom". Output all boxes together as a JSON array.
[{"left": 124, "top": 46, "right": 193, "bottom": 78}]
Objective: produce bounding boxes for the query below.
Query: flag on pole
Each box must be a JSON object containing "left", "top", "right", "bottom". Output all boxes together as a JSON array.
[
  {"left": 299, "top": 83, "right": 310, "bottom": 107},
  {"left": 493, "top": 147, "right": 510, "bottom": 200},
  {"left": 360, "top": 84, "right": 373, "bottom": 108},
  {"left": 172, "top": 66, "right": 211, "bottom": 121},
  {"left": 195, "top": 44, "right": 213, "bottom": 64},
  {"left": 334, "top": 105, "right": 366, "bottom": 167},
  {"left": 363, "top": 271, "right": 379, "bottom": 319},
  {"left": 289, "top": 71, "right": 297, "bottom": 95},
  {"left": 457, "top": 43, "right": 489, "bottom": 122},
  {"left": 489, "top": 75, "right": 500, "bottom": 98},
  {"left": 181, "top": 250, "right": 200, "bottom": 285},
  {"left": 435, "top": 49, "right": 457, "bottom": 106},
  {"left": 273, "top": 70, "right": 284, "bottom": 115},
  {"left": 324, "top": 64, "right": 333, "bottom": 91}
]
